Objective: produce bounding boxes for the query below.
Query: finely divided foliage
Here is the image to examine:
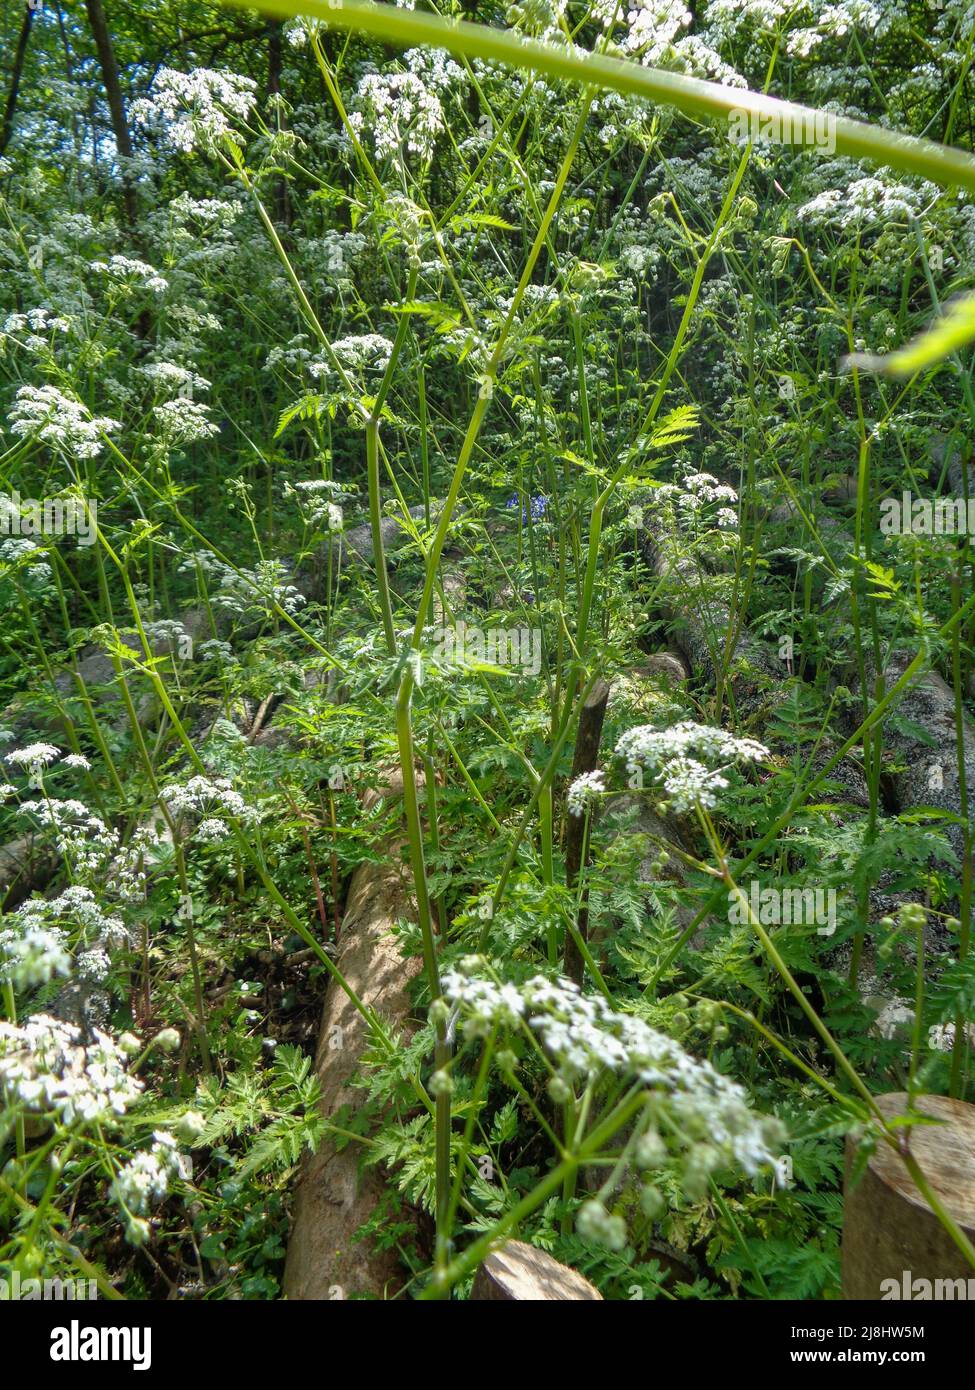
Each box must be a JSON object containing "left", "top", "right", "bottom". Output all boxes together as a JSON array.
[{"left": 0, "top": 0, "right": 973, "bottom": 1302}]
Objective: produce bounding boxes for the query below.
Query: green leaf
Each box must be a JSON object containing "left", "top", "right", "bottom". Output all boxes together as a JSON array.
[
  {"left": 845, "top": 292, "right": 975, "bottom": 377},
  {"left": 275, "top": 393, "right": 328, "bottom": 437},
  {"left": 646, "top": 403, "right": 700, "bottom": 451}
]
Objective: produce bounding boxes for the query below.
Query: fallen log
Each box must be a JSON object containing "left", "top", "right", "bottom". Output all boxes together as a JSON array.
[
  {"left": 856, "top": 652, "right": 975, "bottom": 868},
  {"left": 638, "top": 496, "right": 781, "bottom": 717},
  {"left": 282, "top": 770, "right": 424, "bottom": 1301}
]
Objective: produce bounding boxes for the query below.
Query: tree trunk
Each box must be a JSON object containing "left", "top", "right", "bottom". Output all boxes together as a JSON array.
[
  {"left": 84, "top": 0, "right": 138, "bottom": 229},
  {"left": 564, "top": 677, "right": 611, "bottom": 984},
  {"left": 0, "top": 3, "right": 35, "bottom": 158}
]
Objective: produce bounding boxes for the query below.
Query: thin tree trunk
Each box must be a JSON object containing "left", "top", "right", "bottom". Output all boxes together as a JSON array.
[
  {"left": 564, "top": 678, "right": 611, "bottom": 985},
  {"left": 83, "top": 0, "right": 138, "bottom": 229},
  {"left": 0, "top": 3, "right": 35, "bottom": 158}
]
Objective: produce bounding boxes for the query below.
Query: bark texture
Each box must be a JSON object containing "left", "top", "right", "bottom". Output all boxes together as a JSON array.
[
  {"left": 283, "top": 774, "right": 422, "bottom": 1300},
  {"left": 842, "top": 1092, "right": 975, "bottom": 1299},
  {"left": 84, "top": 0, "right": 139, "bottom": 230},
  {"left": 0, "top": 3, "right": 34, "bottom": 158},
  {"left": 564, "top": 678, "right": 611, "bottom": 985},
  {"left": 856, "top": 651, "right": 975, "bottom": 865}
]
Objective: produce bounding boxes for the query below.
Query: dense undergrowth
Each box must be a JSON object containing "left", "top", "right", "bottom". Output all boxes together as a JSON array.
[{"left": 1, "top": 0, "right": 974, "bottom": 1301}]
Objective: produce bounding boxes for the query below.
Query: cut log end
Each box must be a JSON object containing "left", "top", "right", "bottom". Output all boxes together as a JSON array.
[
  {"left": 842, "top": 1092, "right": 975, "bottom": 1299},
  {"left": 470, "top": 1241, "right": 603, "bottom": 1301}
]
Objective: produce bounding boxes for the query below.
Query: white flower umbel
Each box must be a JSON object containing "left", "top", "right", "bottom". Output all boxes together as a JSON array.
[
  {"left": 5, "top": 742, "right": 61, "bottom": 770},
  {"left": 347, "top": 49, "right": 463, "bottom": 161},
  {"left": 12, "top": 886, "right": 127, "bottom": 948},
  {"left": 160, "top": 774, "right": 256, "bottom": 842},
  {"left": 0, "top": 1015, "right": 143, "bottom": 1126},
  {"left": 442, "top": 969, "right": 781, "bottom": 1176},
  {"left": 152, "top": 398, "right": 219, "bottom": 444},
  {"left": 0, "top": 925, "right": 71, "bottom": 988},
  {"left": 17, "top": 799, "right": 119, "bottom": 875},
  {"left": 8, "top": 385, "right": 119, "bottom": 460},
  {"left": 615, "top": 720, "right": 769, "bottom": 813},
  {"left": 90, "top": 255, "right": 168, "bottom": 294},
  {"left": 567, "top": 770, "right": 606, "bottom": 817},
  {"left": 309, "top": 333, "right": 395, "bottom": 382},
  {"left": 132, "top": 68, "right": 256, "bottom": 153},
  {"left": 113, "top": 1130, "right": 190, "bottom": 1219},
  {"left": 212, "top": 560, "right": 306, "bottom": 618}
]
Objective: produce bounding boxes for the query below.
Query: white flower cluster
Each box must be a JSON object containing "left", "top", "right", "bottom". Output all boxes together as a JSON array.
[
  {"left": 152, "top": 398, "right": 219, "bottom": 444},
  {"left": 17, "top": 798, "right": 118, "bottom": 873},
  {"left": 132, "top": 68, "right": 257, "bottom": 153},
  {"left": 103, "top": 824, "right": 161, "bottom": 906},
  {"left": 160, "top": 774, "right": 255, "bottom": 839},
  {"left": 0, "top": 538, "right": 52, "bottom": 583},
  {"left": 168, "top": 192, "right": 242, "bottom": 228},
  {"left": 0, "top": 1015, "right": 143, "bottom": 1126},
  {"left": 615, "top": 721, "right": 769, "bottom": 812},
  {"left": 8, "top": 385, "right": 119, "bottom": 459},
  {"left": 62, "top": 753, "right": 92, "bottom": 771},
  {"left": 796, "top": 176, "right": 937, "bottom": 232},
  {"left": 265, "top": 334, "right": 313, "bottom": 374},
  {"left": 90, "top": 255, "right": 168, "bottom": 293},
  {"left": 704, "top": 0, "right": 802, "bottom": 38},
  {"left": 0, "top": 925, "right": 71, "bottom": 988},
  {"left": 16, "top": 885, "right": 126, "bottom": 945},
  {"left": 704, "top": 0, "right": 895, "bottom": 55},
  {"left": 198, "top": 639, "right": 235, "bottom": 665},
  {"left": 654, "top": 471, "right": 739, "bottom": 531},
  {"left": 113, "top": 1130, "right": 190, "bottom": 1216},
  {"left": 311, "top": 333, "right": 395, "bottom": 382},
  {"left": 348, "top": 49, "right": 463, "bottom": 161},
  {"left": 1, "top": 886, "right": 128, "bottom": 991},
  {"left": 623, "top": 0, "right": 693, "bottom": 60},
  {"left": 7, "top": 740, "right": 152, "bottom": 897},
  {"left": 5, "top": 741, "right": 61, "bottom": 770},
  {"left": 681, "top": 472, "right": 738, "bottom": 504},
  {"left": 567, "top": 770, "right": 606, "bottom": 817},
  {"left": 140, "top": 362, "right": 211, "bottom": 398},
  {"left": 443, "top": 968, "right": 781, "bottom": 1174},
  {"left": 2, "top": 307, "right": 71, "bottom": 353},
  {"left": 143, "top": 618, "right": 190, "bottom": 650},
  {"left": 208, "top": 558, "right": 306, "bottom": 618}
]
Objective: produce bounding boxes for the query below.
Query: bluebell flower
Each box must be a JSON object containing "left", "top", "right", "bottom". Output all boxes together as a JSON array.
[{"left": 505, "top": 494, "right": 549, "bottom": 523}]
